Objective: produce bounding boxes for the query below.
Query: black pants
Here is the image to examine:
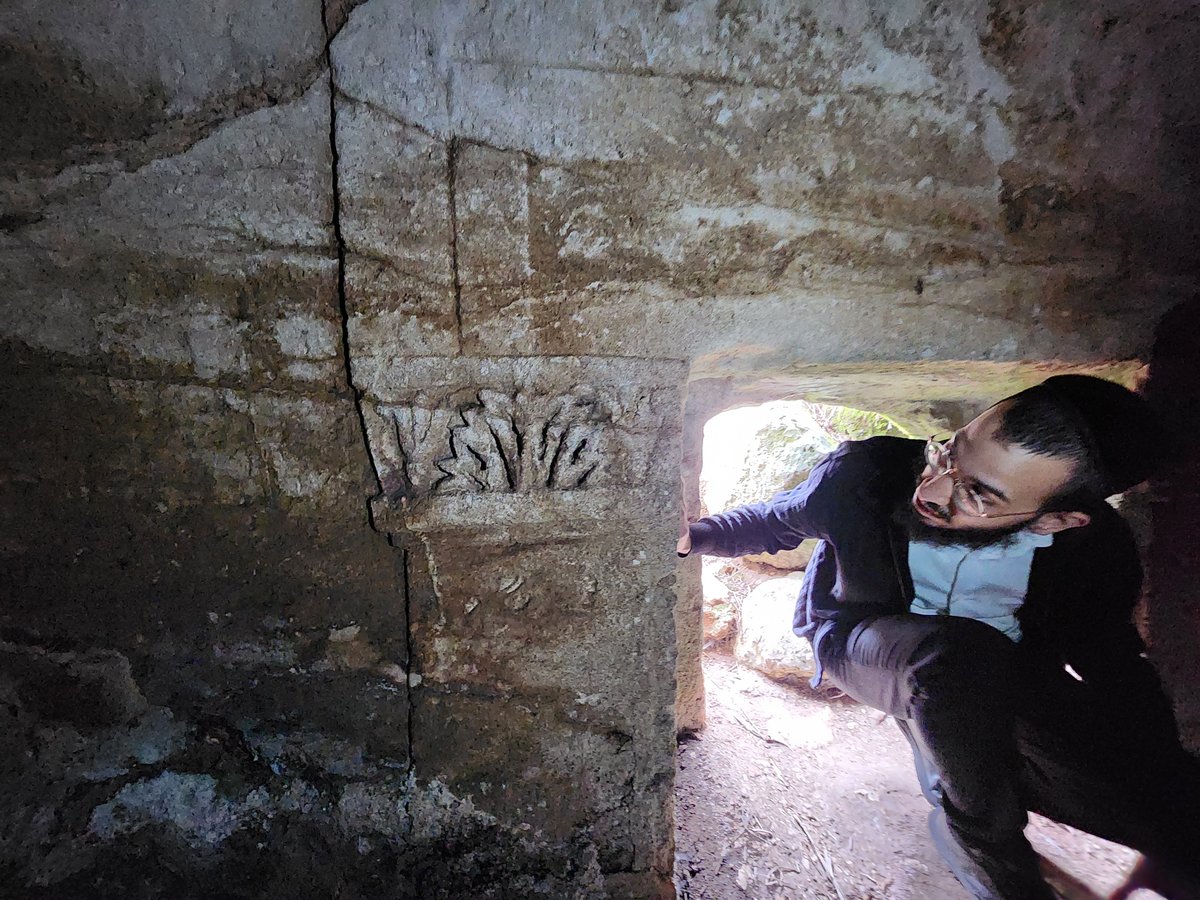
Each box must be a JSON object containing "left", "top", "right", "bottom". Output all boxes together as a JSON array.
[{"left": 818, "top": 614, "right": 1200, "bottom": 888}]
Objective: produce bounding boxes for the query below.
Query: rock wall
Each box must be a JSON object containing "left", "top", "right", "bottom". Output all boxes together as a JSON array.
[{"left": 2, "top": 1, "right": 1198, "bottom": 897}]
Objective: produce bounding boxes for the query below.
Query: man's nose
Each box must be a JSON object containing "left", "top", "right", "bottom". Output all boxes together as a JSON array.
[{"left": 917, "top": 470, "right": 955, "bottom": 507}]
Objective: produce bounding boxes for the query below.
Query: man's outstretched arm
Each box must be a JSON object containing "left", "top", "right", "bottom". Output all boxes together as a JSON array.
[{"left": 676, "top": 441, "right": 877, "bottom": 559}]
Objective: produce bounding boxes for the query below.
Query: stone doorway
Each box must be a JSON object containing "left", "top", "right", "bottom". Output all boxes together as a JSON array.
[
  {"left": 672, "top": 382, "right": 1161, "bottom": 900},
  {"left": 696, "top": 399, "right": 905, "bottom": 688},
  {"left": 673, "top": 397, "right": 965, "bottom": 898}
]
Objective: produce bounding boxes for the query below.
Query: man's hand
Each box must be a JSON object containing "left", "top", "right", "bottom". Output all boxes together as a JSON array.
[{"left": 676, "top": 528, "right": 692, "bottom": 556}]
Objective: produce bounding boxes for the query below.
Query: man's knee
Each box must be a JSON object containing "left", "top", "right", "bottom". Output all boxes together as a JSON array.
[
  {"left": 907, "top": 617, "right": 1018, "bottom": 702},
  {"left": 824, "top": 615, "right": 1018, "bottom": 716}
]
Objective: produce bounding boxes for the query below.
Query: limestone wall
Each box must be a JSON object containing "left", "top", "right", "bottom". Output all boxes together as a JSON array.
[{"left": 2, "top": 1, "right": 1198, "bottom": 897}]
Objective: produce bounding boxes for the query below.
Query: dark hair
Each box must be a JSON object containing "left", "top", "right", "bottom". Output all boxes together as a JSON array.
[
  {"left": 993, "top": 386, "right": 1109, "bottom": 511},
  {"left": 996, "top": 374, "right": 1162, "bottom": 508}
]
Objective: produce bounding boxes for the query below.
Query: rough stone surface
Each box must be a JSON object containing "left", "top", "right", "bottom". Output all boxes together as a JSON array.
[
  {"left": 332, "top": 0, "right": 1199, "bottom": 375},
  {"left": 3, "top": 0, "right": 1199, "bottom": 897},
  {"left": 733, "top": 575, "right": 818, "bottom": 683}
]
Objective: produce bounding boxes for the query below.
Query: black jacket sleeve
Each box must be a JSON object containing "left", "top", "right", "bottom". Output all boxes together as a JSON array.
[
  {"left": 687, "top": 450, "right": 838, "bottom": 557},
  {"left": 687, "top": 441, "right": 881, "bottom": 557},
  {"left": 688, "top": 439, "right": 913, "bottom": 618}
]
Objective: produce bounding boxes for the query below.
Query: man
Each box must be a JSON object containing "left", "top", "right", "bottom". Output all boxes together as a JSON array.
[{"left": 678, "top": 375, "right": 1200, "bottom": 899}]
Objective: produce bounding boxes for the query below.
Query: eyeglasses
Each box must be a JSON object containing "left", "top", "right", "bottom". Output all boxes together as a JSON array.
[{"left": 923, "top": 436, "right": 1042, "bottom": 519}]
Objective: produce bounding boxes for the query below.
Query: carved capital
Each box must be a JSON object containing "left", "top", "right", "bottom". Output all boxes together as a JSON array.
[{"left": 365, "top": 388, "right": 610, "bottom": 504}]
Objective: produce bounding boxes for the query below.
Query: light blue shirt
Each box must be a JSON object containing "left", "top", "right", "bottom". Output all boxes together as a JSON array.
[{"left": 908, "top": 530, "right": 1055, "bottom": 642}]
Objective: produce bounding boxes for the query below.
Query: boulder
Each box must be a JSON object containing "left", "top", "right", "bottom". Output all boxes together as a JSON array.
[
  {"left": 721, "top": 412, "right": 832, "bottom": 511},
  {"left": 701, "top": 566, "right": 737, "bottom": 643},
  {"left": 733, "top": 574, "right": 816, "bottom": 683},
  {"left": 746, "top": 538, "right": 818, "bottom": 572}
]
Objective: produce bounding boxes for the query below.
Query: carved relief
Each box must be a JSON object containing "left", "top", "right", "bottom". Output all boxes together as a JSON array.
[
  {"left": 362, "top": 402, "right": 454, "bottom": 501},
  {"left": 366, "top": 389, "right": 609, "bottom": 503}
]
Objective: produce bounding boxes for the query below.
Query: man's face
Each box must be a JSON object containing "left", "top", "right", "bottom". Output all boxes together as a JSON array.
[{"left": 909, "top": 401, "right": 1077, "bottom": 536}]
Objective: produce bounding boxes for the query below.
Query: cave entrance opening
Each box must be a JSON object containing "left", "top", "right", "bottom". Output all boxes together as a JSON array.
[
  {"left": 671, "top": 395, "right": 957, "bottom": 898},
  {"left": 672, "top": 389, "right": 1153, "bottom": 898},
  {"left": 696, "top": 399, "right": 906, "bottom": 686}
]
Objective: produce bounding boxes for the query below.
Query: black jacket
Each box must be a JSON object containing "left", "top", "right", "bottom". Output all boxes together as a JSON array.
[{"left": 690, "top": 436, "right": 1176, "bottom": 735}]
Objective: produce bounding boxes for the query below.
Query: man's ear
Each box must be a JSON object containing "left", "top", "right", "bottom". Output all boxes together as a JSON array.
[{"left": 1028, "top": 510, "right": 1091, "bottom": 535}]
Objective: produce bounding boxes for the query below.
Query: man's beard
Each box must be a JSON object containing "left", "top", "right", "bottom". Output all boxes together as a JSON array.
[{"left": 893, "top": 497, "right": 1030, "bottom": 549}]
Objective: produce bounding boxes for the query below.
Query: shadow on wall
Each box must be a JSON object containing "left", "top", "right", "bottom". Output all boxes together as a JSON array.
[
  {"left": 0, "top": 346, "right": 611, "bottom": 898},
  {"left": 1145, "top": 296, "right": 1200, "bottom": 751}
]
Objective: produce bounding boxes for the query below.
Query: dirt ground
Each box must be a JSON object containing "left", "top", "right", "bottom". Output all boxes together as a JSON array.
[{"left": 673, "top": 648, "right": 1159, "bottom": 900}]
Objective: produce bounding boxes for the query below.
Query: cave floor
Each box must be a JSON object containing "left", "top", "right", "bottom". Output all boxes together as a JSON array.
[{"left": 673, "top": 648, "right": 1159, "bottom": 900}]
